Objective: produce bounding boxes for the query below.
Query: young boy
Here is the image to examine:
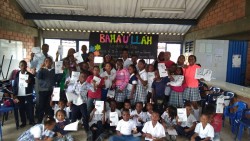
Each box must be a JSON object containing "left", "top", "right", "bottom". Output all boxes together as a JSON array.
[
  {"left": 121, "top": 100, "right": 132, "bottom": 114},
  {"left": 142, "top": 112, "right": 166, "bottom": 141},
  {"left": 130, "top": 102, "right": 148, "bottom": 133},
  {"left": 191, "top": 113, "right": 214, "bottom": 141},
  {"left": 105, "top": 100, "right": 122, "bottom": 133},
  {"left": 13, "top": 60, "right": 35, "bottom": 127},
  {"left": 176, "top": 102, "right": 196, "bottom": 138},
  {"left": 109, "top": 109, "right": 140, "bottom": 141}
]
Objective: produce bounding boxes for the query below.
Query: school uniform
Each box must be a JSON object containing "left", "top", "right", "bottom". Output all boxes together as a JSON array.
[
  {"left": 161, "top": 112, "right": 177, "bottom": 127},
  {"left": 176, "top": 113, "right": 196, "bottom": 138},
  {"left": 122, "top": 58, "right": 133, "bottom": 69},
  {"left": 105, "top": 109, "right": 122, "bottom": 132},
  {"left": 100, "top": 70, "right": 116, "bottom": 101},
  {"left": 13, "top": 71, "right": 35, "bottom": 126},
  {"left": 142, "top": 121, "right": 166, "bottom": 141},
  {"left": 115, "top": 68, "right": 129, "bottom": 102},
  {"left": 131, "top": 110, "right": 148, "bottom": 132},
  {"left": 125, "top": 73, "right": 137, "bottom": 105},
  {"left": 53, "top": 119, "right": 73, "bottom": 141},
  {"left": 109, "top": 119, "right": 140, "bottom": 141},
  {"left": 17, "top": 124, "right": 54, "bottom": 141},
  {"left": 194, "top": 122, "right": 214, "bottom": 141},
  {"left": 89, "top": 110, "right": 106, "bottom": 141},
  {"left": 53, "top": 104, "right": 71, "bottom": 119},
  {"left": 134, "top": 69, "right": 148, "bottom": 104}
]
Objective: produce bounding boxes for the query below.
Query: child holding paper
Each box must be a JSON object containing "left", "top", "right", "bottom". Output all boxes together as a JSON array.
[
  {"left": 53, "top": 110, "right": 73, "bottom": 141},
  {"left": 146, "top": 64, "right": 155, "bottom": 103},
  {"left": 130, "top": 102, "right": 148, "bottom": 133},
  {"left": 13, "top": 60, "right": 35, "bottom": 128},
  {"left": 86, "top": 66, "right": 105, "bottom": 114},
  {"left": 135, "top": 59, "right": 148, "bottom": 104},
  {"left": 142, "top": 112, "right": 166, "bottom": 141},
  {"left": 68, "top": 71, "right": 94, "bottom": 132},
  {"left": 109, "top": 109, "right": 140, "bottom": 141},
  {"left": 126, "top": 64, "right": 138, "bottom": 106},
  {"left": 191, "top": 113, "right": 214, "bottom": 141},
  {"left": 37, "top": 57, "right": 56, "bottom": 123},
  {"left": 105, "top": 100, "right": 122, "bottom": 133}
]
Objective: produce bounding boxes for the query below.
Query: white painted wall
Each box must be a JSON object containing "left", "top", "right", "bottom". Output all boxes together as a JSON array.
[{"left": 194, "top": 40, "right": 229, "bottom": 81}]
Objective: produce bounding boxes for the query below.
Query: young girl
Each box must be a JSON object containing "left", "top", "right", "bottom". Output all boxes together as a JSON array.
[
  {"left": 100, "top": 62, "right": 116, "bottom": 101},
  {"left": 135, "top": 59, "right": 148, "bottom": 104},
  {"left": 86, "top": 52, "right": 95, "bottom": 72},
  {"left": 147, "top": 64, "right": 155, "bottom": 103},
  {"left": 169, "top": 67, "right": 186, "bottom": 107},
  {"left": 18, "top": 116, "right": 56, "bottom": 141},
  {"left": 53, "top": 110, "right": 73, "bottom": 141},
  {"left": 114, "top": 59, "right": 129, "bottom": 109},
  {"left": 146, "top": 102, "right": 154, "bottom": 121},
  {"left": 126, "top": 64, "right": 137, "bottom": 106},
  {"left": 37, "top": 57, "right": 56, "bottom": 123},
  {"left": 183, "top": 55, "right": 201, "bottom": 120},
  {"left": 86, "top": 66, "right": 104, "bottom": 114},
  {"left": 130, "top": 102, "right": 148, "bottom": 133},
  {"left": 121, "top": 100, "right": 132, "bottom": 114},
  {"left": 191, "top": 113, "right": 214, "bottom": 141},
  {"left": 50, "top": 99, "right": 70, "bottom": 119}
]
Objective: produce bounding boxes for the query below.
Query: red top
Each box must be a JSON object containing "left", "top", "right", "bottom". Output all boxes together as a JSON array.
[
  {"left": 164, "top": 60, "right": 175, "bottom": 69},
  {"left": 183, "top": 64, "right": 200, "bottom": 88},
  {"left": 86, "top": 75, "right": 104, "bottom": 99},
  {"left": 170, "top": 83, "right": 187, "bottom": 92},
  {"left": 211, "top": 114, "right": 223, "bottom": 132}
]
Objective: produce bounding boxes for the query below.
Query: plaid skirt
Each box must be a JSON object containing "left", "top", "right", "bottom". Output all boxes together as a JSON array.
[
  {"left": 115, "top": 89, "right": 126, "bottom": 102},
  {"left": 183, "top": 87, "right": 201, "bottom": 102},
  {"left": 134, "top": 85, "right": 147, "bottom": 103},
  {"left": 125, "top": 89, "right": 135, "bottom": 105},
  {"left": 169, "top": 91, "right": 184, "bottom": 107}
]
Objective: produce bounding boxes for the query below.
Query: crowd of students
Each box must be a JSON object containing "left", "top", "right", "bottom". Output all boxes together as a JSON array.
[{"left": 12, "top": 44, "right": 223, "bottom": 141}]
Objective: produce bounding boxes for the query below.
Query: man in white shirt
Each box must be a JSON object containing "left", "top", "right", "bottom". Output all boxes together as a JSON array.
[{"left": 121, "top": 48, "right": 132, "bottom": 69}]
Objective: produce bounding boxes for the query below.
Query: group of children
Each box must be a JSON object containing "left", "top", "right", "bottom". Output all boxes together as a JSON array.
[{"left": 12, "top": 48, "right": 223, "bottom": 141}]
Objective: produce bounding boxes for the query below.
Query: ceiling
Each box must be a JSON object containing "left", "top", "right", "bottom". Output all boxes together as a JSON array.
[{"left": 16, "top": 0, "right": 211, "bottom": 34}]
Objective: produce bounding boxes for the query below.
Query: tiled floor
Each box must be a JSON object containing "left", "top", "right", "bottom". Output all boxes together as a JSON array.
[{"left": 1, "top": 114, "right": 249, "bottom": 141}]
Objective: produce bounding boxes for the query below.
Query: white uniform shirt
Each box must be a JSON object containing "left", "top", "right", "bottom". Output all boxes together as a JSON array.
[
  {"left": 89, "top": 110, "right": 106, "bottom": 127},
  {"left": 142, "top": 121, "right": 166, "bottom": 141},
  {"left": 195, "top": 122, "right": 214, "bottom": 139},
  {"left": 106, "top": 109, "right": 122, "bottom": 122},
  {"left": 100, "top": 70, "right": 116, "bottom": 89},
  {"left": 138, "top": 69, "right": 148, "bottom": 86},
  {"left": 181, "top": 113, "right": 196, "bottom": 127},
  {"left": 131, "top": 110, "right": 148, "bottom": 126},
  {"left": 53, "top": 104, "right": 71, "bottom": 119},
  {"left": 72, "top": 81, "right": 94, "bottom": 105},
  {"left": 116, "top": 119, "right": 136, "bottom": 135},
  {"left": 123, "top": 58, "right": 133, "bottom": 69}
]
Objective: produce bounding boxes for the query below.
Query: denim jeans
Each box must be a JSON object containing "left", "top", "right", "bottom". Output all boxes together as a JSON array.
[
  {"left": 87, "top": 98, "right": 101, "bottom": 115},
  {"left": 109, "top": 135, "right": 140, "bottom": 141}
]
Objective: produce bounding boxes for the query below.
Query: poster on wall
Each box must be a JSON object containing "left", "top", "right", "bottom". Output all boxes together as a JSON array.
[
  {"left": 232, "top": 54, "right": 241, "bottom": 68},
  {"left": 89, "top": 33, "right": 158, "bottom": 59}
]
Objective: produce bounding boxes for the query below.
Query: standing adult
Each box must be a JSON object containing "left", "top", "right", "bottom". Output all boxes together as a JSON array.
[
  {"left": 121, "top": 48, "right": 132, "bottom": 69},
  {"left": 81, "top": 45, "right": 88, "bottom": 61},
  {"left": 164, "top": 51, "right": 174, "bottom": 69}
]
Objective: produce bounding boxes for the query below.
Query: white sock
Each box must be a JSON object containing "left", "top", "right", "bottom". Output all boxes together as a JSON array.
[{"left": 193, "top": 108, "right": 200, "bottom": 121}]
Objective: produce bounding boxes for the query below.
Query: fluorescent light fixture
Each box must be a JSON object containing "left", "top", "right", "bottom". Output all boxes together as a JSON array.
[
  {"left": 141, "top": 7, "right": 185, "bottom": 13},
  {"left": 39, "top": 4, "right": 87, "bottom": 11}
]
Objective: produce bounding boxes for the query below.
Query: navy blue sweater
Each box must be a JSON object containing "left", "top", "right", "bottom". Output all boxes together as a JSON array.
[{"left": 13, "top": 71, "right": 35, "bottom": 96}]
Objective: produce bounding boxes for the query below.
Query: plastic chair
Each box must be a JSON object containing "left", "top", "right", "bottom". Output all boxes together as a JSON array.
[
  {"left": 209, "top": 87, "right": 223, "bottom": 94},
  {"left": 223, "top": 101, "right": 248, "bottom": 134},
  {"left": 205, "top": 93, "right": 222, "bottom": 106},
  {"left": 0, "top": 102, "right": 14, "bottom": 140},
  {"left": 222, "top": 91, "right": 235, "bottom": 126},
  {"left": 237, "top": 109, "right": 250, "bottom": 141}
]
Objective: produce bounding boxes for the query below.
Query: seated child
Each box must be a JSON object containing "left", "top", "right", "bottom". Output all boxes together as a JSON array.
[
  {"left": 53, "top": 110, "right": 73, "bottom": 141},
  {"left": 142, "top": 112, "right": 166, "bottom": 141},
  {"left": 176, "top": 102, "right": 196, "bottom": 138},
  {"left": 106, "top": 100, "right": 122, "bottom": 133},
  {"left": 191, "top": 113, "right": 214, "bottom": 141},
  {"left": 146, "top": 103, "right": 154, "bottom": 122},
  {"left": 109, "top": 109, "right": 140, "bottom": 141},
  {"left": 130, "top": 102, "right": 148, "bottom": 133},
  {"left": 50, "top": 99, "right": 71, "bottom": 119},
  {"left": 18, "top": 116, "right": 56, "bottom": 141},
  {"left": 121, "top": 100, "right": 132, "bottom": 114}
]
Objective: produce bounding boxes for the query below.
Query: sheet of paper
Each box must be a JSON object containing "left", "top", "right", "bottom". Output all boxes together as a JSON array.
[
  {"left": 107, "top": 90, "right": 115, "bottom": 98},
  {"left": 66, "top": 92, "right": 78, "bottom": 102},
  {"left": 177, "top": 108, "right": 187, "bottom": 122},
  {"left": 18, "top": 86, "right": 26, "bottom": 96},
  {"left": 19, "top": 74, "right": 28, "bottom": 87},
  {"left": 216, "top": 95, "right": 224, "bottom": 113},
  {"left": 93, "top": 76, "right": 101, "bottom": 85},
  {"left": 74, "top": 52, "right": 84, "bottom": 64},
  {"left": 158, "top": 63, "right": 166, "bottom": 70},
  {"left": 58, "top": 45, "right": 63, "bottom": 56},
  {"left": 167, "top": 75, "right": 184, "bottom": 86},
  {"left": 94, "top": 57, "right": 103, "bottom": 64},
  {"left": 95, "top": 101, "right": 104, "bottom": 114},
  {"left": 232, "top": 54, "right": 241, "bottom": 68},
  {"left": 70, "top": 71, "right": 80, "bottom": 83},
  {"left": 52, "top": 87, "right": 60, "bottom": 101},
  {"left": 110, "top": 112, "right": 119, "bottom": 126},
  {"left": 159, "top": 69, "right": 168, "bottom": 77},
  {"left": 195, "top": 68, "right": 212, "bottom": 81},
  {"left": 64, "top": 120, "right": 79, "bottom": 131},
  {"left": 55, "top": 61, "right": 63, "bottom": 74},
  {"left": 31, "top": 47, "right": 41, "bottom": 54},
  {"left": 167, "top": 128, "right": 178, "bottom": 135},
  {"left": 147, "top": 72, "right": 155, "bottom": 84}
]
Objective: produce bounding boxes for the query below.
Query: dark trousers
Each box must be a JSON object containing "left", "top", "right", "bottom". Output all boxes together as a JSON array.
[
  {"left": 91, "top": 121, "right": 104, "bottom": 141},
  {"left": 17, "top": 95, "right": 34, "bottom": 124},
  {"left": 176, "top": 125, "right": 194, "bottom": 138},
  {"left": 38, "top": 91, "right": 53, "bottom": 123},
  {"left": 195, "top": 136, "right": 211, "bottom": 141},
  {"left": 101, "top": 88, "right": 108, "bottom": 101},
  {"left": 71, "top": 103, "right": 89, "bottom": 131}
]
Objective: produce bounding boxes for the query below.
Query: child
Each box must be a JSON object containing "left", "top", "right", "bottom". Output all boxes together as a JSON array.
[
  {"left": 68, "top": 71, "right": 94, "bottom": 131},
  {"left": 100, "top": 62, "right": 116, "bottom": 101},
  {"left": 18, "top": 116, "right": 56, "bottom": 141},
  {"left": 151, "top": 69, "right": 169, "bottom": 114},
  {"left": 130, "top": 102, "right": 148, "bottom": 133},
  {"left": 50, "top": 99, "right": 70, "bottom": 119},
  {"left": 142, "top": 112, "right": 166, "bottom": 141},
  {"left": 183, "top": 55, "right": 201, "bottom": 120},
  {"left": 191, "top": 113, "right": 214, "bottom": 141},
  {"left": 126, "top": 64, "right": 137, "bottom": 106},
  {"left": 121, "top": 100, "right": 132, "bottom": 114},
  {"left": 135, "top": 59, "right": 148, "bottom": 104},
  {"left": 37, "top": 57, "right": 56, "bottom": 123},
  {"left": 114, "top": 59, "right": 129, "bottom": 109},
  {"left": 53, "top": 110, "right": 73, "bottom": 141},
  {"left": 86, "top": 66, "right": 105, "bottom": 114},
  {"left": 109, "top": 109, "right": 140, "bottom": 141},
  {"left": 13, "top": 60, "right": 35, "bottom": 127},
  {"left": 169, "top": 67, "right": 186, "bottom": 107},
  {"left": 79, "top": 62, "right": 92, "bottom": 76},
  {"left": 176, "top": 102, "right": 196, "bottom": 138},
  {"left": 147, "top": 64, "right": 155, "bottom": 103},
  {"left": 105, "top": 100, "right": 122, "bottom": 133},
  {"left": 146, "top": 102, "right": 154, "bottom": 121}
]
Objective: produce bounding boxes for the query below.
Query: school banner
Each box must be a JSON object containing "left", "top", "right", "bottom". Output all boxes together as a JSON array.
[{"left": 89, "top": 33, "right": 158, "bottom": 59}]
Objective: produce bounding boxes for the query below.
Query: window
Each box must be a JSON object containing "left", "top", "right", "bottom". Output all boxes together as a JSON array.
[
  {"left": 44, "top": 39, "right": 60, "bottom": 61},
  {"left": 166, "top": 44, "right": 181, "bottom": 63},
  {"left": 79, "top": 41, "right": 89, "bottom": 53}
]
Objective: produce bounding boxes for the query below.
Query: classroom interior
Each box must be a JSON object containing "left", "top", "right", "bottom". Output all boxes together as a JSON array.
[{"left": 0, "top": 0, "right": 250, "bottom": 141}]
